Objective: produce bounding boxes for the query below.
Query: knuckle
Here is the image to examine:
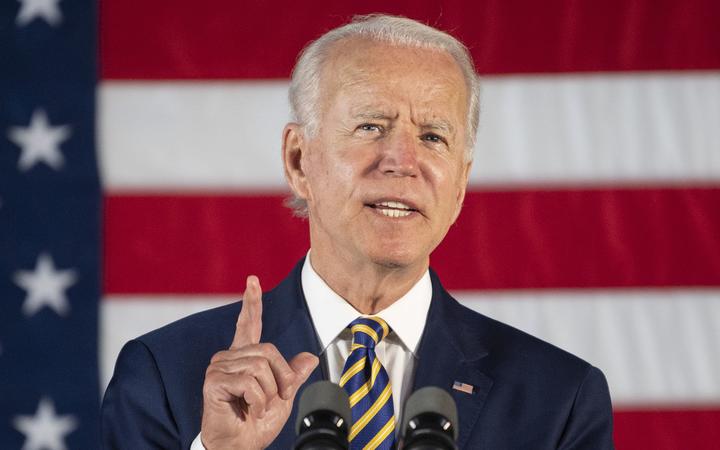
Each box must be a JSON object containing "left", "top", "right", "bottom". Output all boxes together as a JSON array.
[
  {"left": 236, "top": 373, "right": 252, "bottom": 384},
  {"left": 203, "top": 367, "right": 225, "bottom": 387},
  {"left": 210, "top": 350, "right": 229, "bottom": 364},
  {"left": 205, "top": 364, "right": 219, "bottom": 377},
  {"left": 248, "top": 356, "right": 269, "bottom": 373},
  {"left": 258, "top": 342, "right": 279, "bottom": 357},
  {"left": 202, "top": 374, "right": 220, "bottom": 395},
  {"left": 237, "top": 375, "right": 261, "bottom": 398},
  {"left": 256, "top": 342, "right": 271, "bottom": 352},
  {"left": 202, "top": 380, "right": 214, "bottom": 396}
]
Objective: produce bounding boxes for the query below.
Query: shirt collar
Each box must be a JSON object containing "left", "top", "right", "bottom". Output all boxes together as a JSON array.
[{"left": 301, "top": 252, "right": 432, "bottom": 356}]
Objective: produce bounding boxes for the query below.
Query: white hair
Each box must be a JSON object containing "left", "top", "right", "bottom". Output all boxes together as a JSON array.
[{"left": 286, "top": 14, "right": 481, "bottom": 216}]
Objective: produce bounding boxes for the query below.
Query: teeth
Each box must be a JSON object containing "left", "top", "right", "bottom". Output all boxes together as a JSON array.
[
  {"left": 379, "top": 208, "right": 411, "bottom": 218},
  {"left": 371, "top": 200, "right": 415, "bottom": 218},
  {"left": 377, "top": 201, "right": 411, "bottom": 210}
]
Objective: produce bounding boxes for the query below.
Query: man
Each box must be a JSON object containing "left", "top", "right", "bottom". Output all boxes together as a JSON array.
[{"left": 101, "top": 15, "right": 614, "bottom": 450}]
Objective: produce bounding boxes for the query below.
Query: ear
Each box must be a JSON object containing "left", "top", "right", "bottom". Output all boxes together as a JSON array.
[
  {"left": 282, "top": 123, "right": 311, "bottom": 201},
  {"left": 451, "top": 160, "right": 472, "bottom": 224}
]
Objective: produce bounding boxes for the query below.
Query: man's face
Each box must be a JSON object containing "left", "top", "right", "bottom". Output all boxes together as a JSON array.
[{"left": 287, "top": 38, "right": 472, "bottom": 271}]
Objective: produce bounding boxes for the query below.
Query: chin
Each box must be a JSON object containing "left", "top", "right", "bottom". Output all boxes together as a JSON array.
[{"left": 366, "top": 244, "right": 425, "bottom": 270}]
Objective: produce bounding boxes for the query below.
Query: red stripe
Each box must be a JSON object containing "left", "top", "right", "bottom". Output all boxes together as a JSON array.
[
  {"left": 614, "top": 408, "right": 720, "bottom": 450},
  {"left": 104, "top": 194, "right": 310, "bottom": 294},
  {"left": 435, "top": 186, "right": 720, "bottom": 290},
  {"left": 100, "top": 0, "right": 720, "bottom": 79},
  {"left": 103, "top": 187, "right": 720, "bottom": 294}
]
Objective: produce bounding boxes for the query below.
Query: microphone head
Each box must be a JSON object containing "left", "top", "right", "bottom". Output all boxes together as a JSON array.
[
  {"left": 295, "top": 381, "right": 352, "bottom": 436},
  {"left": 402, "top": 386, "right": 459, "bottom": 440}
]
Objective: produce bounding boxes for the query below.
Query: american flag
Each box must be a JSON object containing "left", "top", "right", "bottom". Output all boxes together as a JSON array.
[
  {"left": 2, "top": 1, "right": 719, "bottom": 448},
  {"left": 453, "top": 381, "right": 475, "bottom": 395}
]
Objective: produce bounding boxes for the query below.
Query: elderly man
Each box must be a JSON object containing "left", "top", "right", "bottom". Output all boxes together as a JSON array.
[{"left": 101, "top": 15, "right": 614, "bottom": 450}]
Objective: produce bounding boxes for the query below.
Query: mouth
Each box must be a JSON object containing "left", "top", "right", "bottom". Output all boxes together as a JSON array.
[{"left": 366, "top": 200, "right": 420, "bottom": 218}]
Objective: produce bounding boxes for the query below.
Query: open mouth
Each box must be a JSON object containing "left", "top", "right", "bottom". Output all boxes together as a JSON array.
[{"left": 367, "top": 201, "right": 418, "bottom": 218}]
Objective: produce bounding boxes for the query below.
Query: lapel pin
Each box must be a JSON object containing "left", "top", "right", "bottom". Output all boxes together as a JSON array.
[{"left": 452, "top": 381, "right": 474, "bottom": 394}]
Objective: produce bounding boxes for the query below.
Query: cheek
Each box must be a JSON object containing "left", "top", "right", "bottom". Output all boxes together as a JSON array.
[
  {"left": 304, "top": 147, "right": 331, "bottom": 188},
  {"left": 314, "top": 148, "right": 364, "bottom": 189},
  {"left": 425, "top": 159, "right": 455, "bottom": 193},
  {"left": 426, "top": 161, "right": 466, "bottom": 213},
  {"left": 304, "top": 152, "right": 356, "bottom": 209}
]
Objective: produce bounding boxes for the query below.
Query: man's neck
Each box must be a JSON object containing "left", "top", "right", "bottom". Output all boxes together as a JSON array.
[{"left": 308, "top": 249, "right": 428, "bottom": 315}]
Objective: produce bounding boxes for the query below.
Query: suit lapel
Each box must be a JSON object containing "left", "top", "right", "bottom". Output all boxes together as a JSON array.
[
  {"left": 260, "top": 261, "right": 493, "bottom": 448},
  {"left": 260, "top": 258, "right": 323, "bottom": 366},
  {"left": 269, "top": 302, "right": 325, "bottom": 446},
  {"left": 257, "top": 258, "right": 325, "bottom": 448},
  {"left": 413, "top": 271, "right": 493, "bottom": 449}
]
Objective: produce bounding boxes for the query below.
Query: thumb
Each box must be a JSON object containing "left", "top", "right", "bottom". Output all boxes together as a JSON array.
[{"left": 288, "top": 352, "right": 319, "bottom": 391}]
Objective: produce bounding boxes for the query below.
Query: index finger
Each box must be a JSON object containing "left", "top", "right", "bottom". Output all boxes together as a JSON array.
[{"left": 230, "top": 275, "right": 263, "bottom": 349}]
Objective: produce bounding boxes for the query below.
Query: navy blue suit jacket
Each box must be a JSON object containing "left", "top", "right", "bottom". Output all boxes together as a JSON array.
[{"left": 101, "top": 259, "right": 614, "bottom": 449}]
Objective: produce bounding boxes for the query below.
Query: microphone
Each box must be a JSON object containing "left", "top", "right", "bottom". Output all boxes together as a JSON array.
[
  {"left": 400, "top": 386, "right": 459, "bottom": 450},
  {"left": 294, "top": 381, "right": 352, "bottom": 450}
]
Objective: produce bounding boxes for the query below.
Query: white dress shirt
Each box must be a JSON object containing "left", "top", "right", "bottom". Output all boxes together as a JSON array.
[
  {"left": 191, "top": 254, "right": 432, "bottom": 449},
  {"left": 302, "top": 254, "right": 432, "bottom": 418}
]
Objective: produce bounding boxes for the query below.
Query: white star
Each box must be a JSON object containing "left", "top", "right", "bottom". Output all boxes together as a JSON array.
[
  {"left": 15, "top": 0, "right": 63, "bottom": 27},
  {"left": 6, "top": 109, "right": 72, "bottom": 172},
  {"left": 13, "top": 398, "right": 78, "bottom": 450},
  {"left": 13, "top": 253, "right": 78, "bottom": 317}
]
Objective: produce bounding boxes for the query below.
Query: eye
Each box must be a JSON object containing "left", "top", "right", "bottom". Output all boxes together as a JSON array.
[
  {"left": 421, "top": 132, "right": 448, "bottom": 146},
  {"left": 357, "top": 123, "right": 383, "bottom": 133}
]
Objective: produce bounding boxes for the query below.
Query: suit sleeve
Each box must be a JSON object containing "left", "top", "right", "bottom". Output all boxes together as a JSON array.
[
  {"left": 101, "top": 339, "right": 181, "bottom": 450},
  {"left": 557, "top": 366, "right": 615, "bottom": 450}
]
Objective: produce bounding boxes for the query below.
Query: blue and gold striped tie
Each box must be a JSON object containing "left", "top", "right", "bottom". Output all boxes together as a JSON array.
[{"left": 340, "top": 316, "right": 396, "bottom": 450}]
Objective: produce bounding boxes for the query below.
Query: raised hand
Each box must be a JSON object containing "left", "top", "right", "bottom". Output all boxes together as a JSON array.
[{"left": 201, "top": 276, "right": 319, "bottom": 450}]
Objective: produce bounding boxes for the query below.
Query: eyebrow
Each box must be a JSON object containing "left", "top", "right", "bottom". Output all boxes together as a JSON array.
[
  {"left": 351, "top": 111, "right": 397, "bottom": 121},
  {"left": 350, "top": 110, "right": 456, "bottom": 135},
  {"left": 421, "top": 120, "right": 455, "bottom": 135}
]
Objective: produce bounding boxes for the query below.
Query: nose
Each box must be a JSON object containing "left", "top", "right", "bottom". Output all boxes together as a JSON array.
[{"left": 378, "top": 131, "right": 419, "bottom": 177}]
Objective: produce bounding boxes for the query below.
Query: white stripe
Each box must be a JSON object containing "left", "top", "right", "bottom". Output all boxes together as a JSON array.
[
  {"left": 100, "top": 73, "right": 720, "bottom": 189},
  {"left": 455, "top": 289, "right": 720, "bottom": 406},
  {"left": 101, "top": 290, "right": 720, "bottom": 405},
  {"left": 475, "top": 72, "right": 720, "bottom": 185},
  {"left": 100, "top": 295, "right": 234, "bottom": 392},
  {"left": 99, "top": 81, "right": 291, "bottom": 190}
]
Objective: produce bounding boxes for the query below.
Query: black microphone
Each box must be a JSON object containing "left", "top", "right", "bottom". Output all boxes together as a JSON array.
[
  {"left": 294, "top": 381, "right": 352, "bottom": 450},
  {"left": 400, "top": 386, "right": 459, "bottom": 450}
]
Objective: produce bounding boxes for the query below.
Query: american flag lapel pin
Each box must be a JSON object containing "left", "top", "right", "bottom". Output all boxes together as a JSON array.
[{"left": 453, "top": 381, "right": 474, "bottom": 394}]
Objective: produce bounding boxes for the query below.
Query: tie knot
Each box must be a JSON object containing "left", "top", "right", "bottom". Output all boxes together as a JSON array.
[{"left": 348, "top": 316, "right": 390, "bottom": 349}]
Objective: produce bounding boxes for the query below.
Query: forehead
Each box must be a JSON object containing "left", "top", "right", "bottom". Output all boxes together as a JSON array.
[{"left": 319, "top": 38, "right": 469, "bottom": 118}]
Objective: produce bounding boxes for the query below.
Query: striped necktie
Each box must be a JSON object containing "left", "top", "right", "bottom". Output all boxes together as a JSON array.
[{"left": 339, "top": 316, "right": 396, "bottom": 450}]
